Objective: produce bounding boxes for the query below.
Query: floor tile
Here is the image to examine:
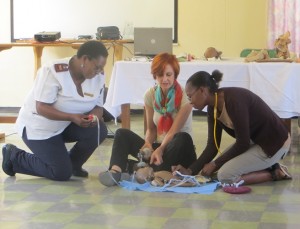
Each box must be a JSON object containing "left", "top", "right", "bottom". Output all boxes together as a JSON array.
[{"left": 1, "top": 114, "right": 299, "bottom": 229}]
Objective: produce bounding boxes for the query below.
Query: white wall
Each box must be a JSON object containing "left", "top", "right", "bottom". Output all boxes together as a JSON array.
[
  {"left": 0, "top": 0, "right": 34, "bottom": 107},
  {"left": 1, "top": 0, "right": 269, "bottom": 107}
]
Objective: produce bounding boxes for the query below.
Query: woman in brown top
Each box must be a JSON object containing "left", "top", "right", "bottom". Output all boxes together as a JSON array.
[{"left": 173, "top": 70, "right": 292, "bottom": 185}]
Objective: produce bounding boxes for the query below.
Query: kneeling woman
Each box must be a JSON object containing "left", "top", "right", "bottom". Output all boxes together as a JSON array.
[
  {"left": 174, "top": 70, "right": 291, "bottom": 185},
  {"left": 99, "top": 53, "right": 197, "bottom": 186}
]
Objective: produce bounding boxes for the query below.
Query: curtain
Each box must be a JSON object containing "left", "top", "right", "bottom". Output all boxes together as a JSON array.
[{"left": 268, "top": 0, "right": 300, "bottom": 55}]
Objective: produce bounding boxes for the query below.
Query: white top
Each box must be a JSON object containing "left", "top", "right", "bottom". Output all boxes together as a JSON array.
[
  {"left": 144, "top": 86, "right": 192, "bottom": 142},
  {"left": 16, "top": 58, "right": 105, "bottom": 140}
]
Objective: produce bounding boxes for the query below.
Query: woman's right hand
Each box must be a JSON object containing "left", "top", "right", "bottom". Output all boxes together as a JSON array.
[
  {"left": 140, "top": 142, "right": 154, "bottom": 152},
  {"left": 71, "top": 114, "right": 93, "bottom": 128},
  {"left": 201, "top": 161, "right": 217, "bottom": 176},
  {"left": 150, "top": 147, "right": 164, "bottom": 165},
  {"left": 36, "top": 102, "right": 93, "bottom": 128}
]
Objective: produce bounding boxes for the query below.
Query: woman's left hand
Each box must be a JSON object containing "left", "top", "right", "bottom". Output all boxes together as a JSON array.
[
  {"left": 201, "top": 161, "right": 217, "bottom": 176},
  {"left": 88, "top": 120, "right": 98, "bottom": 127},
  {"left": 172, "top": 165, "right": 192, "bottom": 175},
  {"left": 86, "top": 114, "right": 99, "bottom": 128},
  {"left": 150, "top": 147, "right": 164, "bottom": 166}
]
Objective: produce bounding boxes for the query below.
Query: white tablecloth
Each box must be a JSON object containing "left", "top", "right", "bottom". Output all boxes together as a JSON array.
[
  {"left": 104, "top": 59, "right": 300, "bottom": 119},
  {"left": 249, "top": 62, "right": 300, "bottom": 118}
]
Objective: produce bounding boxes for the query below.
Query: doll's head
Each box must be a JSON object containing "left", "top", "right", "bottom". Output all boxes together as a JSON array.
[
  {"left": 274, "top": 31, "right": 291, "bottom": 59},
  {"left": 134, "top": 166, "right": 154, "bottom": 184}
]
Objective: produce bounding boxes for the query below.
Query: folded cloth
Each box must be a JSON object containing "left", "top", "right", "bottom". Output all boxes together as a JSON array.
[
  {"left": 223, "top": 186, "right": 251, "bottom": 194},
  {"left": 119, "top": 171, "right": 218, "bottom": 194},
  {"left": 119, "top": 180, "right": 219, "bottom": 194}
]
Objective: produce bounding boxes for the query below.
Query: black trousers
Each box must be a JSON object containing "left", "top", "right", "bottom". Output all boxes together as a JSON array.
[
  {"left": 109, "top": 128, "right": 197, "bottom": 173},
  {"left": 10, "top": 121, "right": 107, "bottom": 181}
]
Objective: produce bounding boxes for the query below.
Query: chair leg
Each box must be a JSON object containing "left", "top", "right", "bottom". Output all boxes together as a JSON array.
[
  {"left": 281, "top": 118, "right": 291, "bottom": 133},
  {"left": 144, "top": 107, "right": 147, "bottom": 135},
  {"left": 0, "top": 132, "right": 5, "bottom": 139}
]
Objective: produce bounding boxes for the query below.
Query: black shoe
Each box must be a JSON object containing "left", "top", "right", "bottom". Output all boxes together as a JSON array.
[
  {"left": 126, "top": 159, "right": 139, "bottom": 174},
  {"left": 72, "top": 168, "right": 89, "bottom": 178},
  {"left": 2, "top": 144, "right": 16, "bottom": 176},
  {"left": 98, "top": 170, "right": 130, "bottom": 187}
]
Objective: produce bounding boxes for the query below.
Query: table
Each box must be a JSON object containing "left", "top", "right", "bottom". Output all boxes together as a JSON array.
[
  {"left": 0, "top": 39, "right": 133, "bottom": 77},
  {"left": 104, "top": 59, "right": 300, "bottom": 129}
]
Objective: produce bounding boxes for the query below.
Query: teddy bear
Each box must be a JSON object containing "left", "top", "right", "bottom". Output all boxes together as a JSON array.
[{"left": 274, "top": 31, "right": 291, "bottom": 59}]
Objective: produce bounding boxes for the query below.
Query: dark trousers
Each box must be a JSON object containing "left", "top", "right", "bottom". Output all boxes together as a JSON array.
[
  {"left": 109, "top": 128, "right": 197, "bottom": 173},
  {"left": 11, "top": 121, "right": 107, "bottom": 181}
]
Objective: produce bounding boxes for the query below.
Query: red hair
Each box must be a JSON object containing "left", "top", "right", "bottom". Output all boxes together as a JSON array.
[{"left": 151, "top": 53, "right": 180, "bottom": 80}]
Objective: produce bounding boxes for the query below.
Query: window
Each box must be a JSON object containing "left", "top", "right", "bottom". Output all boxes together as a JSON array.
[
  {"left": 11, "top": 0, "right": 178, "bottom": 42},
  {"left": 268, "top": 0, "right": 300, "bottom": 55}
]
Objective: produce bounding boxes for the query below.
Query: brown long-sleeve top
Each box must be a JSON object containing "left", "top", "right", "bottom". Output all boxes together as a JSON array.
[{"left": 189, "top": 87, "right": 289, "bottom": 175}]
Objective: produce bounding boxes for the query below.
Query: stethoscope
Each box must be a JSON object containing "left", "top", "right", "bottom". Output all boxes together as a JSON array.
[{"left": 213, "top": 92, "right": 221, "bottom": 154}]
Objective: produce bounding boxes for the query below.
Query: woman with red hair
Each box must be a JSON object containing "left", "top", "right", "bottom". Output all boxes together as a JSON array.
[{"left": 99, "top": 53, "right": 196, "bottom": 186}]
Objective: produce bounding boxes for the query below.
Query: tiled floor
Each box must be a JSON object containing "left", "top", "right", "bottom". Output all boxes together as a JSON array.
[{"left": 1, "top": 114, "right": 300, "bottom": 229}]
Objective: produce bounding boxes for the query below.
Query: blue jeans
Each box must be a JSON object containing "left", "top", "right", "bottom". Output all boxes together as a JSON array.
[{"left": 10, "top": 121, "right": 107, "bottom": 181}]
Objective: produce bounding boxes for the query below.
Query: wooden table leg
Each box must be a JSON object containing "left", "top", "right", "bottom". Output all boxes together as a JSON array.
[
  {"left": 114, "top": 43, "right": 123, "bottom": 61},
  {"left": 282, "top": 118, "right": 291, "bottom": 133},
  {"left": 0, "top": 132, "right": 5, "bottom": 139},
  {"left": 33, "top": 46, "right": 44, "bottom": 78},
  {"left": 144, "top": 107, "right": 147, "bottom": 134},
  {"left": 121, "top": 104, "right": 130, "bottom": 129}
]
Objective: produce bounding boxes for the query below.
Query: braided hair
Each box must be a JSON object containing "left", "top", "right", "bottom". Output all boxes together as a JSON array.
[
  {"left": 77, "top": 40, "right": 108, "bottom": 59},
  {"left": 186, "top": 70, "right": 223, "bottom": 93}
]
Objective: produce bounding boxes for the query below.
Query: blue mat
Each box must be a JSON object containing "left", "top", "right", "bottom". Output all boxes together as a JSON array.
[{"left": 119, "top": 180, "right": 219, "bottom": 194}]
